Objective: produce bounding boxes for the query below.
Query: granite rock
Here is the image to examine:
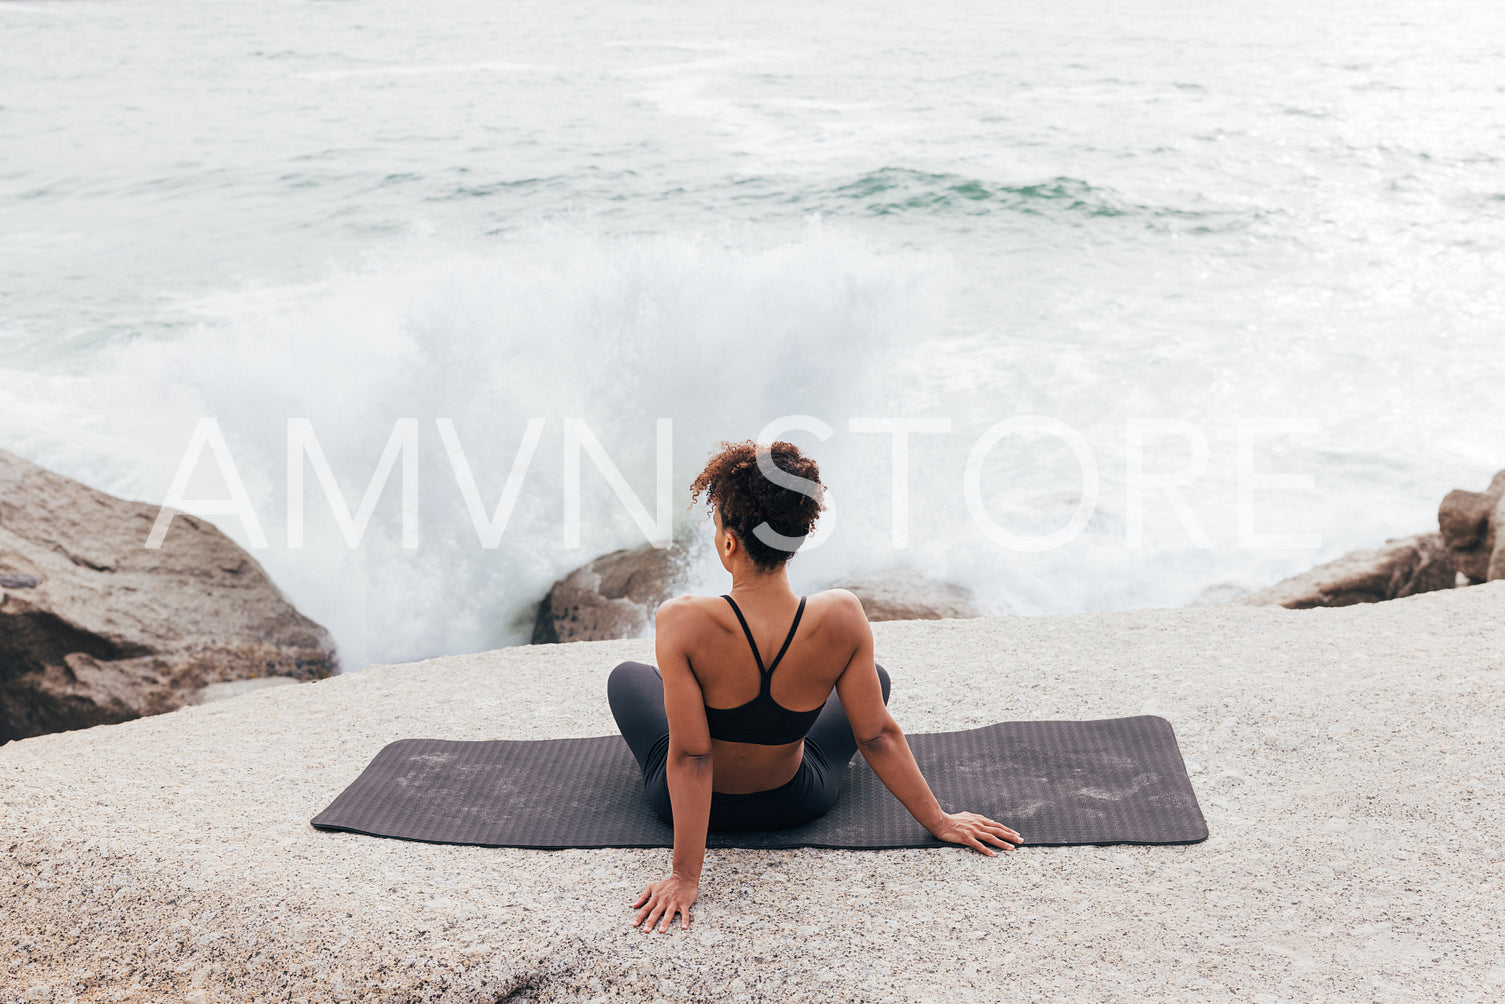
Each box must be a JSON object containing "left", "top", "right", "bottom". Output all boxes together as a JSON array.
[
  {"left": 532, "top": 542, "right": 694, "bottom": 644},
  {"left": 1437, "top": 468, "right": 1505, "bottom": 583},
  {"left": 0, "top": 448, "right": 336, "bottom": 744},
  {"left": 1234, "top": 532, "right": 1456, "bottom": 609},
  {"left": 3, "top": 584, "right": 1503, "bottom": 1001}
]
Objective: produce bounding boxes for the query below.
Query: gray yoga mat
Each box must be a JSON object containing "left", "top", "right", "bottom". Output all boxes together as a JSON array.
[{"left": 310, "top": 715, "right": 1207, "bottom": 849}]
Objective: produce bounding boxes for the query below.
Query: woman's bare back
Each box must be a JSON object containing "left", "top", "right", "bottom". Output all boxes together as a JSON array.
[{"left": 674, "top": 588, "right": 860, "bottom": 793}]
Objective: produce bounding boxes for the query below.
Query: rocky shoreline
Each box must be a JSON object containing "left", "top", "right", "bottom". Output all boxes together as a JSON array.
[
  {"left": 1230, "top": 467, "right": 1505, "bottom": 609},
  {"left": 6, "top": 449, "right": 1505, "bottom": 744},
  {"left": 533, "top": 468, "right": 1505, "bottom": 643},
  {"left": 3, "top": 453, "right": 1503, "bottom": 999}
]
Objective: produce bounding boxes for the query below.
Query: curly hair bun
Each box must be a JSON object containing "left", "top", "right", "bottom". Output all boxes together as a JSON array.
[{"left": 689, "top": 439, "right": 827, "bottom": 572}]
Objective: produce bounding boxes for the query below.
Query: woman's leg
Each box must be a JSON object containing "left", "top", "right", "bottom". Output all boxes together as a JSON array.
[
  {"left": 607, "top": 661, "right": 673, "bottom": 823},
  {"left": 607, "top": 661, "right": 668, "bottom": 770}
]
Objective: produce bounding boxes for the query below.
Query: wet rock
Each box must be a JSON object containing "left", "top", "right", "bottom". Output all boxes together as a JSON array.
[
  {"left": 827, "top": 567, "right": 981, "bottom": 621},
  {"left": 1234, "top": 532, "right": 1456, "bottom": 609},
  {"left": 1489, "top": 497, "right": 1505, "bottom": 582},
  {"left": 0, "top": 448, "right": 337, "bottom": 744},
  {"left": 1438, "top": 469, "right": 1505, "bottom": 583},
  {"left": 531, "top": 542, "right": 693, "bottom": 643}
]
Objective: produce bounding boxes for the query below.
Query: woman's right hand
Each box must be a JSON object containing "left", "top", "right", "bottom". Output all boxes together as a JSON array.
[{"left": 929, "top": 811, "right": 1023, "bottom": 856}]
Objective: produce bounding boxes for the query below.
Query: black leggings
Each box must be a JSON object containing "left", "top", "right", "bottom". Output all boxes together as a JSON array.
[{"left": 607, "top": 660, "right": 892, "bottom": 832}]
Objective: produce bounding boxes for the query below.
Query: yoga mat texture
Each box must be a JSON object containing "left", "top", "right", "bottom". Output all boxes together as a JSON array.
[{"left": 311, "top": 715, "right": 1207, "bottom": 849}]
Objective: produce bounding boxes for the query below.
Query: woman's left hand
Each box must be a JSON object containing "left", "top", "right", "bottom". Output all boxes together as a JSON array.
[{"left": 630, "top": 873, "right": 699, "bottom": 933}]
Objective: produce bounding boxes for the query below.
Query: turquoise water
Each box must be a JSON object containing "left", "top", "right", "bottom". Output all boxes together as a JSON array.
[{"left": 2, "top": 0, "right": 1502, "bottom": 669}]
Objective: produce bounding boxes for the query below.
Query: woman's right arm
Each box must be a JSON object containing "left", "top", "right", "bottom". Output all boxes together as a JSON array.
[{"left": 831, "top": 591, "right": 1023, "bottom": 855}]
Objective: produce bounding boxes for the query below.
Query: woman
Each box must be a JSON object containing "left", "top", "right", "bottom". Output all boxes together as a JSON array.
[{"left": 608, "top": 439, "right": 1022, "bottom": 935}]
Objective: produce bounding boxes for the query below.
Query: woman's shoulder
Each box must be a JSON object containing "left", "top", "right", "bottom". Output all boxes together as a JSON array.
[
  {"left": 655, "top": 589, "right": 866, "bottom": 629},
  {"left": 811, "top": 587, "right": 864, "bottom": 613}
]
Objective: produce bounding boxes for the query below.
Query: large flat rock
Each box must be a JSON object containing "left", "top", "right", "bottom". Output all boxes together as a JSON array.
[{"left": 4, "top": 586, "right": 1504, "bottom": 1002}]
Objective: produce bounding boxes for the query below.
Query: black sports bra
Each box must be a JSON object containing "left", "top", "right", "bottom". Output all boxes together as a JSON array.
[{"left": 703, "top": 594, "right": 823, "bottom": 746}]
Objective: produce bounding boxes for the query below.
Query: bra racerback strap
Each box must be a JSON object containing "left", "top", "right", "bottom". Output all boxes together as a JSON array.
[
  {"left": 765, "top": 596, "right": 807, "bottom": 675},
  {"left": 721, "top": 594, "right": 765, "bottom": 673}
]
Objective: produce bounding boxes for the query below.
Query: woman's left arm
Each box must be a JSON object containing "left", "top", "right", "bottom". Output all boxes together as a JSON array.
[{"left": 630, "top": 598, "right": 713, "bottom": 933}]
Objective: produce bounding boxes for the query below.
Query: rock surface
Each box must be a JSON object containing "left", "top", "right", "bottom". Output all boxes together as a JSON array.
[
  {"left": 825, "top": 567, "right": 980, "bottom": 621},
  {"left": 531, "top": 542, "right": 693, "bottom": 644},
  {"left": 4, "top": 584, "right": 1503, "bottom": 1002},
  {"left": 1234, "top": 532, "right": 1456, "bottom": 609},
  {"left": 0, "top": 448, "right": 337, "bottom": 744},
  {"left": 1438, "top": 468, "right": 1505, "bottom": 583}
]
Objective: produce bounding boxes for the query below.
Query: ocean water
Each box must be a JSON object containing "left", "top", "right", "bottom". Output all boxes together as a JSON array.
[{"left": 2, "top": 0, "right": 1502, "bottom": 671}]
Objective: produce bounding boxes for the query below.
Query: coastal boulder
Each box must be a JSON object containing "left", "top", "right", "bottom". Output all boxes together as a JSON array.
[
  {"left": 1437, "top": 469, "right": 1505, "bottom": 583},
  {"left": 1234, "top": 532, "right": 1456, "bottom": 609},
  {"left": 0, "top": 449, "right": 337, "bottom": 744},
  {"left": 828, "top": 567, "right": 981, "bottom": 621},
  {"left": 531, "top": 542, "right": 693, "bottom": 644}
]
